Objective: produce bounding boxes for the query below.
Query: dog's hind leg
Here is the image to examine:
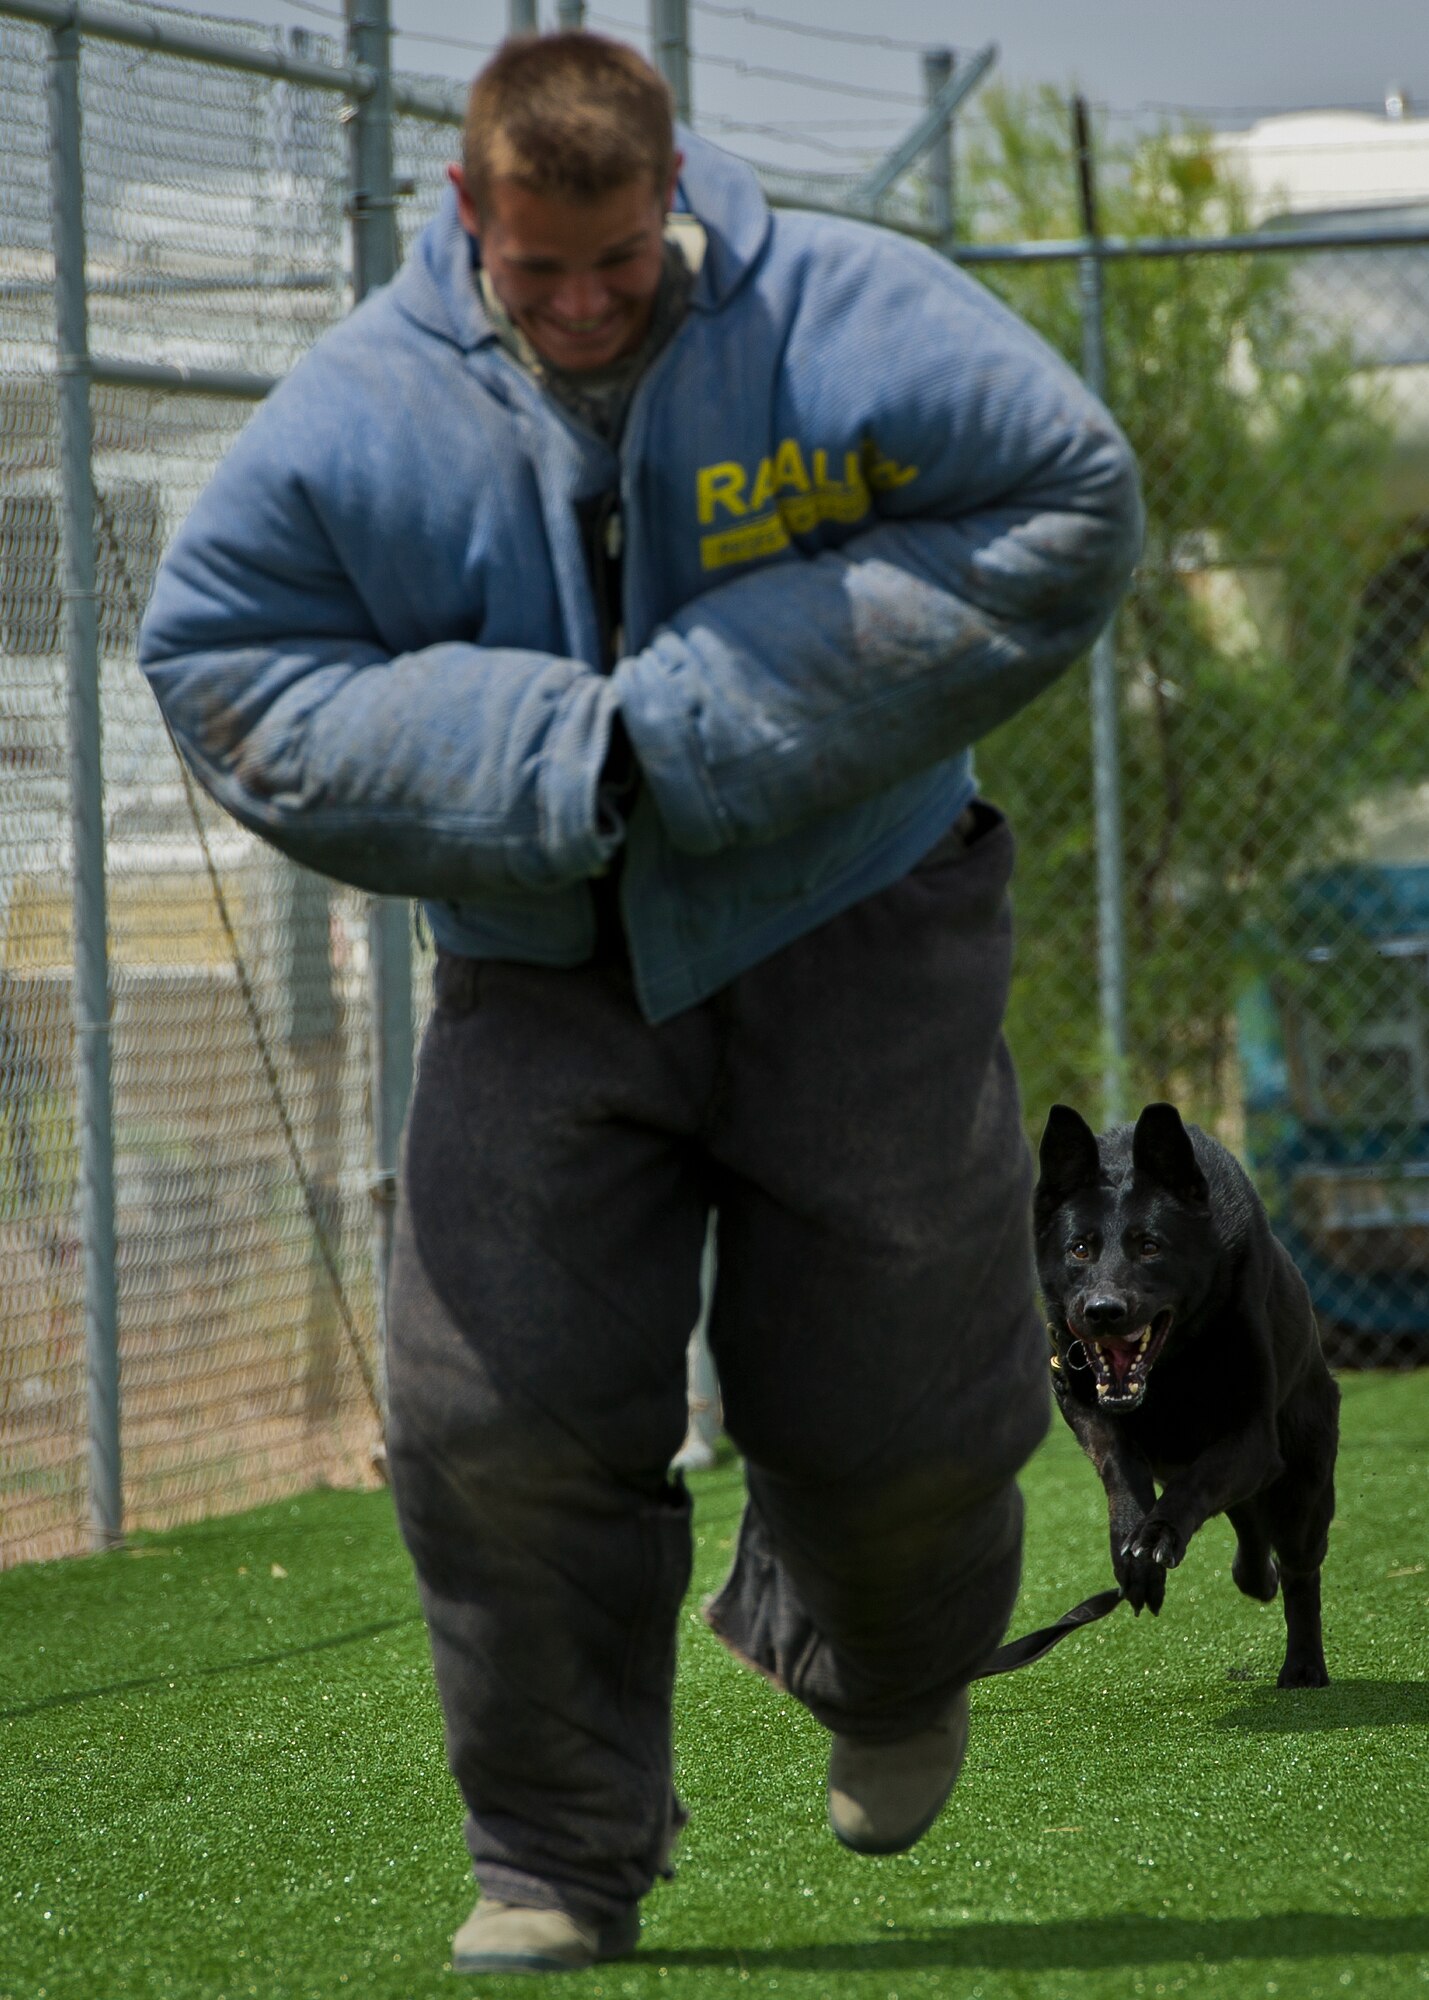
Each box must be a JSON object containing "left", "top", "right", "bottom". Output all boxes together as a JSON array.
[
  {"left": 1227, "top": 1500, "right": 1278, "bottom": 1602},
  {"left": 1276, "top": 1560, "right": 1328, "bottom": 1688},
  {"left": 1263, "top": 1371, "right": 1339, "bottom": 1688},
  {"left": 1262, "top": 1465, "right": 1335, "bottom": 1688}
]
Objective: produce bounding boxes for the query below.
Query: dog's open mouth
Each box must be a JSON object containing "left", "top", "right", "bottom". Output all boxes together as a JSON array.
[{"left": 1075, "top": 1310, "right": 1174, "bottom": 1409}]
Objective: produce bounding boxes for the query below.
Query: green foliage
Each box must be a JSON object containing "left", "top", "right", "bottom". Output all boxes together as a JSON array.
[
  {"left": 963, "top": 90, "right": 1427, "bottom": 1133},
  {"left": 0, "top": 1082, "right": 75, "bottom": 1223}
]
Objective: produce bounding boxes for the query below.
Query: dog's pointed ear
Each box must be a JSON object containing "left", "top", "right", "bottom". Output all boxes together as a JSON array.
[
  {"left": 1132, "top": 1102, "right": 1209, "bottom": 1208},
  {"left": 1036, "top": 1104, "right": 1101, "bottom": 1205}
]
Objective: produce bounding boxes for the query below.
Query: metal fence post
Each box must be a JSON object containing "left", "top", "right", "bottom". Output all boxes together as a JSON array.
[
  {"left": 46, "top": 16, "right": 122, "bottom": 1549},
  {"left": 922, "top": 48, "right": 954, "bottom": 246},
  {"left": 556, "top": 0, "right": 586, "bottom": 27},
  {"left": 508, "top": 0, "right": 538, "bottom": 31},
  {"left": 852, "top": 44, "right": 995, "bottom": 216},
  {"left": 650, "top": 0, "right": 691, "bottom": 122},
  {"left": 1073, "top": 95, "right": 1128, "bottom": 1127},
  {"left": 345, "top": 0, "right": 411, "bottom": 1360},
  {"left": 650, "top": 0, "right": 715, "bottom": 1464}
]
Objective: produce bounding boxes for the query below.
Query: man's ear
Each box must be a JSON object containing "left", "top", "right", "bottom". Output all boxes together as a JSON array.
[
  {"left": 448, "top": 162, "right": 481, "bottom": 242},
  {"left": 1132, "top": 1102, "right": 1209, "bottom": 1208},
  {"left": 1035, "top": 1105, "right": 1101, "bottom": 1209}
]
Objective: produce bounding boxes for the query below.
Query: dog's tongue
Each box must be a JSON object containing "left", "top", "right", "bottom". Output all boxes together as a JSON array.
[{"left": 1101, "top": 1338, "right": 1139, "bottom": 1388}]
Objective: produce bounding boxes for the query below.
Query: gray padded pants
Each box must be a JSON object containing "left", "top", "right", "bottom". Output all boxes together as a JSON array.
[{"left": 384, "top": 803, "right": 1049, "bottom": 1925}]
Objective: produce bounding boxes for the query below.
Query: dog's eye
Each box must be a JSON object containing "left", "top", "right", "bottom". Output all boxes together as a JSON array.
[
  {"left": 1069, "top": 1240, "right": 1092, "bottom": 1262},
  {"left": 1139, "top": 1237, "right": 1160, "bottom": 1258}
]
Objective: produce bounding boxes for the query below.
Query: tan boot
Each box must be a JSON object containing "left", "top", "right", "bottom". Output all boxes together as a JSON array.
[
  {"left": 826, "top": 1686, "right": 971, "bottom": 1855},
  {"left": 451, "top": 1898, "right": 640, "bottom": 1975}
]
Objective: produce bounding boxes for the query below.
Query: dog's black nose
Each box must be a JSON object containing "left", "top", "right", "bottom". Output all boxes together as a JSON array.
[{"left": 1083, "top": 1296, "right": 1129, "bottom": 1327}]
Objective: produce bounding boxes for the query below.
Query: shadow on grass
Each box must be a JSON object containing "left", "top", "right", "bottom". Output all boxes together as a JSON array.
[
  {"left": 0, "top": 1613, "right": 424, "bottom": 1721},
  {"left": 659, "top": 1911, "right": 1429, "bottom": 1974},
  {"left": 1214, "top": 1678, "right": 1429, "bottom": 1732}
]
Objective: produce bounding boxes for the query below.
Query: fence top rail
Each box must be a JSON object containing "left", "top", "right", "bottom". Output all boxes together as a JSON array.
[
  {"left": 5, "top": 0, "right": 1426, "bottom": 255},
  {"left": 1, "top": 0, "right": 468, "bottom": 120},
  {"left": 1, "top": 0, "right": 375, "bottom": 94},
  {"left": 391, "top": 74, "right": 464, "bottom": 125},
  {"left": 740, "top": 187, "right": 1429, "bottom": 260},
  {"left": 955, "top": 219, "right": 1429, "bottom": 266}
]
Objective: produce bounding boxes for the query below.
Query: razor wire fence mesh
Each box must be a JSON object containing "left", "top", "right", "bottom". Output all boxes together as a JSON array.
[{"left": 2, "top": 9, "right": 1427, "bottom": 1568}]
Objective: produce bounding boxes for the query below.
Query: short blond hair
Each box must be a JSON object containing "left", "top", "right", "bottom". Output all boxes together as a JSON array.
[{"left": 462, "top": 32, "right": 675, "bottom": 216}]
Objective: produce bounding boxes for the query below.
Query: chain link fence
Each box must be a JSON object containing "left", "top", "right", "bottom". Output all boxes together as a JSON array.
[
  {"left": 959, "top": 103, "right": 1429, "bottom": 1374},
  {"left": 2, "top": 6, "right": 1427, "bottom": 1567},
  {"left": 0, "top": 0, "right": 455, "bottom": 1563}
]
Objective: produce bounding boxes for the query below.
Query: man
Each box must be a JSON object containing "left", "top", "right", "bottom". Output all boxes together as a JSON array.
[{"left": 140, "top": 32, "right": 1142, "bottom": 1977}]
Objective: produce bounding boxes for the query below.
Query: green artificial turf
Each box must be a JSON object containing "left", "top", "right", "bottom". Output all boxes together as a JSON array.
[{"left": 2, "top": 1370, "right": 1426, "bottom": 2000}]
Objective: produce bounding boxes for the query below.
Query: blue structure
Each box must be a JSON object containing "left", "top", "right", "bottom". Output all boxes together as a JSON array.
[{"left": 1239, "top": 859, "right": 1429, "bottom": 1347}]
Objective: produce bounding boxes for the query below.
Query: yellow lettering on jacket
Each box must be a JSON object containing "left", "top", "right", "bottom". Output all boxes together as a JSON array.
[
  {"left": 865, "top": 443, "right": 920, "bottom": 491},
  {"left": 695, "top": 438, "right": 919, "bottom": 572},
  {"left": 700, "top": 514, "right": 792, "bottom": 571},
  {"left": 748, "top": 456, "right": 777, "bottom": 512},
  {"left": 773, "top": 438, "right": 811, "bottom": 494},
  {"left": 697, "top": 462, "right": 748, "bottom": 524}
]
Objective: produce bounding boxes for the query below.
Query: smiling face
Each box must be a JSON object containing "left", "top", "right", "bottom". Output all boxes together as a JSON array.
[{"left": 451, "top": 163, "right": 678, "bottom": 374}]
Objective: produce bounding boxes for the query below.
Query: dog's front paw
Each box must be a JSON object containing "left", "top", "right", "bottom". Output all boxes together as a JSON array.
[
  {"left": 1115, "top": 1514, "right": 1185, "bottom": 1614},
  {"left": 1117, "top": 1550, "right": 1166, "bottom": 1616},
  {"left": 1125, "top": 1514, "right": 1185, "bottom": 1570},
  {"left": 1113, "top": 1540, "right": 1166, "bottom": 1616}
]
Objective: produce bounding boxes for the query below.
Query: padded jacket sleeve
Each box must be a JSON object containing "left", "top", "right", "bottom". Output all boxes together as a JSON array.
[
  {"left": 612, "top": 256, "right": 1144, "bottom": 856},
  {"left": 137, "top": 398, "right": 622, "bottom": 902}
]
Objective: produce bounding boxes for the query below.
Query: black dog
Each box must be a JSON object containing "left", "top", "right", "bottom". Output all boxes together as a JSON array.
[{"left": 1033, "top": 1101, "right": 1340, "bottom": 1687}]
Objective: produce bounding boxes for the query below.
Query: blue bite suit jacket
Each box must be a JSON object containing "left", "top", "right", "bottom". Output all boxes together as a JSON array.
[{"left": 139, "top": 131, "right": 1143, "bottom": 1021}]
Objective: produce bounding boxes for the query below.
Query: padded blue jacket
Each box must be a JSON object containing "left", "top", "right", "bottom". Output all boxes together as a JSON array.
[{"left": 138, "top": 132, "right": 1143, "bottom": 1021}]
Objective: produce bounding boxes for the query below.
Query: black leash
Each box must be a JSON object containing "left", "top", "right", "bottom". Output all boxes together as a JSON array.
[
  {"left": 971, "top": 1585, "right": 1126, "bottom": 1680},
  {"left": 962, "top": 1326, "right": 1134, "bottom": 1679}
]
